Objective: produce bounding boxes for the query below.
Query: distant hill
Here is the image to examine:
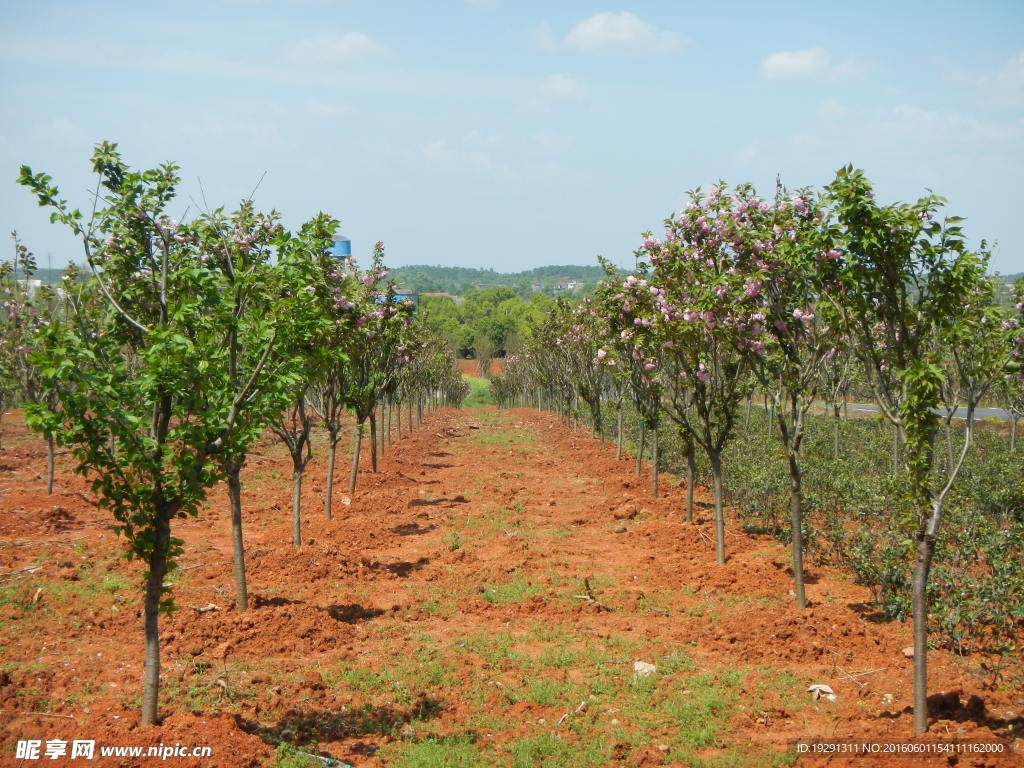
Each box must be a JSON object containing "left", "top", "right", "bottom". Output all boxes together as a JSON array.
[{"left": 389, "top": 264, "right": 607, "bottom": 297}]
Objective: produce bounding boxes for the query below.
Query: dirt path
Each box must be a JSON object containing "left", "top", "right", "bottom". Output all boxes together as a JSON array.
[{"left": 1, "top": 407, "right": 1020, "bottom": 766}]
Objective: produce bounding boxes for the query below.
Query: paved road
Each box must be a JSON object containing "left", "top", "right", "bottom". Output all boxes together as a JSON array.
[{"left": 842, "top": 403, "right": 1012, "bottom": 422}]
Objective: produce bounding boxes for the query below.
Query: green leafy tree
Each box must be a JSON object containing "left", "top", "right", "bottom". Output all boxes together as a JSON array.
[
  {"left": 824, "top": 166, "right": 999, "bottom": 734},
  {"left": 18, "top": 142, "right": 324, "bottom": 723}
]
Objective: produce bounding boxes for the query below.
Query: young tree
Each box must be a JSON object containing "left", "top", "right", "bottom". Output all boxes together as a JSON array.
[
  {"left": 187, "top": 204, "right": 326, "bottom": 608},
  {"left": 643, "top": 187, "right": 755, "bottom": 562},
  {"left": 327, "top": 244, "right": 415, "bottom": 495},
  {"left": 18, "top": 143, "right": 325, "bottom": 723},
  {"left": 675, "top": 183, "right": 839, "bottom": 608},
  {"left": 824, "top": 166, "right": 999, "bottom": 734},
  {"left": 593, "top": 266, "right": 664, "bottom": 497}
]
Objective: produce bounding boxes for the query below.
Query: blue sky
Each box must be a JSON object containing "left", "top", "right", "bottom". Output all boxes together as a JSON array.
[{"left": 1, "top": 0, "right": 1022, "bottom": 274}]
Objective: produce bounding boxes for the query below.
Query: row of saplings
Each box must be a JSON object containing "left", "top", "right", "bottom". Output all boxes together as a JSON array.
[
  {"left": 8, "top": 143, "right": 467, "bottom": 725},
  {"left": 491, "top": 167, "right": 1024, "bottom": 736}
]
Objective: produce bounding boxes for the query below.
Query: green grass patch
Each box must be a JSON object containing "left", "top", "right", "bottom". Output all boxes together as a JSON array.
[
  {"left": 385, "top": 734, "right": 487, "bottom": 768},
  {"left": 461, "top": 376, "right": 492, "bottom": 408},
  {"left": 480, "top": 570, "right": 543, "bottom": 605}
]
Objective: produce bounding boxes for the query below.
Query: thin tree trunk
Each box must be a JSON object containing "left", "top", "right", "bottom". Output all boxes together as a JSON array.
[
  {"left": 408, "top": 399, "right": 413, "bottom": 433},
  {"left": 369, "top": 412, "right": 378, "bottom": 472},
  {"left": 396, "top": 401, "right": 402, "bottom": 439},
  {"left": 788, "top": 453, "right": 806, "bottom": 609},
  {"left": 616, "top": 408, "right": 623, "bottom": 460},
  {"left": 291, "top": 469, "right": 303, "bottom": 547},
  {"left": 325, "top": 437, "right": 337, "bottom": 520},
  {"left": 893, "top": 424, "right": 901, "bottom": 473},
  {"left": 348, "top": 421, "right": 363, "bottom": 494},
  {"left": 417, "top": 396, "right": 423, "bottom": 424},
  {"left": 227, "top": 466, "right": 248, "bottom": 611},
  {"left": 710, "top": 451, "right": 725, "bottom": 565},
  {"left": 141, "top": 508, "right": 171, "bottom": 725},
  {"left": 911, "top": 529, "right": 937, "bottom": 734},
  {"left": 944, "top": 420, "right": 955, "bottom": 476},
  {"left": 45, "top": 432, "right": 55, "bottom": 495},
  {"left": 743, "top": 394, "right": 752, "bottom": 429},
  {"left": 386, "top": 399, "right": 393, "bottom": 446},
  {"left": 833, "top": 405, "right": 841, "bottom": 458},
  {"left": 685, "top": 441, "right": 696, "bottom": 523},
  {"left": 651, "top": 425, "right": 659, "bottom": 498},
  {"left": 636, "top": 422, "right": 646, "bottom": 476},
  {"left": 1011, "top": 416, "right": 1018, "bottom": 453}
]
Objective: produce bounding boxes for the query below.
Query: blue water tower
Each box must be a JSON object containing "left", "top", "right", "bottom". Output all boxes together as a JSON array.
[{"left": 328, "top": 236, "right": 351, "bottom": 258}]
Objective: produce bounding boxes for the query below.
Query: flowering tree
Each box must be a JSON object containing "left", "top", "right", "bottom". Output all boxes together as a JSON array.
[
  {"left": 18, "top": 142, "right": 327, "bottom": 724},
  {"left": 593, "top": 264, "right": 664, "bottom": 496},
  {"left": 673, "top": 182, "right": 838, "bottom": 607},
  {"left": 550, "top": 298, "right": 608, "bottom": 442},
  {"left": 325, "top": 243, "right": 416, "bottom": 494},
  {"left": 1, "top": 233, "right": 62, "bottom": 488},
  {"left": 643, "top": 186, "right": 755, "bottom": 562},
  {"left": 824, "top": 166, "right": 998, "bottom": 734}
]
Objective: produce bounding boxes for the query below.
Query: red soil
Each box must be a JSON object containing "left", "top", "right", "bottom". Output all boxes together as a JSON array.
[{"left": 0, "top": 407, "right": 1020, "bottom": 767}]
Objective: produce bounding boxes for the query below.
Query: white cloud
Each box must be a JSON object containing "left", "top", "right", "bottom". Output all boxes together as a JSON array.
[
  {"left": 953, "top": 51, "right": 1024, "bottom": 107},
  {"left": 287, "top": 32, "right": 389, "bottom": 68},
  {"left": 818, "top": 99, "right": 849, "bottom": 120},
  {"left": 565, "top": 12, "right": 680, "bottom": 55},
  {"left": 540, "top": 74, "right": 584, "bottom": 102},
  {"left": 884, "top": 104, "right": 1024, "bottom": 145},
  {"left": 759, "top": 48, "right": 829, "bottom": 80},
  {"left": 421, "top": 132, "right": 513, "bottom": 178}
]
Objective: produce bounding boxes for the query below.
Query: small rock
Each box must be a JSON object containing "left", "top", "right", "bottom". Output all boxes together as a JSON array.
[
  {"left": 657, "top": 744, "right": 669, "bottom": 752},
  {"left": 537, "top": 718, "right": 545, "bottom": 725},
  {"left": 613, "top": 524, "right": 627, "bottom": 534},
  {"left": 901, "top": 645, "right": 915, "bottom": 658},
  {"left": 610, "top": 718, "right": 620, "bottom": 726},
  {"left": 633, "top": 660, "right": 656, "bottom": 678},
  {"left": 881, "top": 693, "right": 895, "bottom": 705}
]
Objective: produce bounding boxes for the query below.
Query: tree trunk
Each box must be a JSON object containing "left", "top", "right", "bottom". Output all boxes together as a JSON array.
[
  {"left": 325, "top": 436, "right": 338, "bottom": 520},
  {"left": 788, "top": 453, "right": 806, "bottom": 609},
  {"left": 710, "top": 450, "right": 725, "bottom": 565},
  {"left": 616, "top": 408, "right": 623, "bottom": 460},
  {"left": 893, "top": 424, "right": 901, "bottom": 474},
  {"left": 227, "top": 466, "right": 248, "bottom": 611},
  {"left": 396, "top": 401, "right": 402, "bottom": 439},
  {"left": 833, "top": 405, "right": 841, "bottom": 458},
  {"left": 140, "top": 507, "right": 171, "bottom": 725},
  {"left": 744, "top": 394, "right": 752, "bottom": 429},
  {"left": 348, "top": 421, "right": 363, "bottom": 494},
  {"left": 944, "top": 420, "right": 955, "bottom": 476},
  {"left": 45, "top": 432, "right": 55, "bottom": 495},
  {"left": 408, "top": 399, "right": 413, "bottom": 433},
  {"left": 651, "top": 425, "right": 659, "bottom": 498},
  {"left": 636, "top": 422, "right": 645, "bottom": 476},
  {"left": 369, "top": 412, "right": 378, "bottom": 472},
  {"left": 291, "top": 469, "right": 303, "bottom": 547},
  {"left": 1011, "top": 415, "right": 1018, "bottom": 453},
  {"left": 685, "top": 441, "right": 696, "bottom": 523},
  {"left": 417, "top": 396, "right": 423, "bottom": 424},
  {"left": 386, "top": 399, "right": 393, "bottom": 446},
  {"left": 911, "top": 529, "right": 937, "bottom": 734}
]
